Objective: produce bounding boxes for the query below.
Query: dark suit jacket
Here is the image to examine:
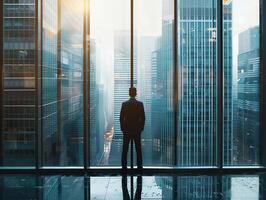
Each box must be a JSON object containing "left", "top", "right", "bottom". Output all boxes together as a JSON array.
[{"left": 120, "top": 98, "right": 145, "bottom": 135}]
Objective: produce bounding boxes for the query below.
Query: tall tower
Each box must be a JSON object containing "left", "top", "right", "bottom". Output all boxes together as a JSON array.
[
  {"left": 235, "top": 26, "right": 260, "bottom": 164},
  {"left": 1, "top": 0, "right": 38, "bottom": 166},
  {"left": 0, "top": 0, "right": 85, "bottom": 167},
  {"left": 177, "top": 0, "right": 225, "bottom": 166}
]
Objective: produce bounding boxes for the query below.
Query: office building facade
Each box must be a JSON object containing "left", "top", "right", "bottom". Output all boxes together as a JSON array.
[
  {"left": 1, "top": 0, "right": 85, "bottom": 167},
  {"left": 1, "top": 0, "right": 38, "bottom": 166},
  {"left": 234, "top": 26, "right": 260, "bottom": 165}
]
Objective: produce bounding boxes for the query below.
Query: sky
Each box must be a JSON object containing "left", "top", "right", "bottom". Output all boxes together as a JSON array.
[{"left": 91, "top": 0, "right": 163, "bottom": 38}]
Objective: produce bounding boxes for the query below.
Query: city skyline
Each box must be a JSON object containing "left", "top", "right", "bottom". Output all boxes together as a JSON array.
[
  {"left": 0, "top": 0, "right": 262, "bottom": 168},
  {"left": 0, "top": 1, "right": 265, "bottom": 199}
]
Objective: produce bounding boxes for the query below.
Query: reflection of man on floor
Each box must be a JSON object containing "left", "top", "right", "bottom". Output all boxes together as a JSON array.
[
  {"left": 122, "top": 176, "right": 142, "bottom": 200},
  {"left": 120, "top": 87, "right": 145, "bottom": 170}
]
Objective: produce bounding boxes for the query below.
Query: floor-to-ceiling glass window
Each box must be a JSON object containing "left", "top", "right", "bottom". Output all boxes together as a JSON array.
[
  {"left": 42, "top": 0, "right": 58, "bottom": 166},
  {"left": 0, "top": 0, "right": 264, "bottom": 169},
  {"left": 90, "top": 0, "right": 130, "bottom": 166},
  {"left": 1, "top": 0, "right": 36, "bottom": 167},
  {"left": 176, "top": 0, "right": 218, "bottom": 166},
  {"left": 42, "top": 0, "right": 84, "bottom": 166},
  {"left": 134, "top": 0, "right": 174, "bottom": 166},
  {"left": 223, "top": 0, "right": 260, "bottom": 166}
]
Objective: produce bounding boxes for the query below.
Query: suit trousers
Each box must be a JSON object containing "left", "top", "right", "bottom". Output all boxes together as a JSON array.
[{"left": 121, "top": 133, "right": 142, "bottom": 168}]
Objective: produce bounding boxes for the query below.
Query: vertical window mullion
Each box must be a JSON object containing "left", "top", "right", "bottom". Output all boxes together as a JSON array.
[
  {"left": 83, "top": 0, "right": 89, "bottom": 169},
  {"left": 174, "top": 0, "right": 178, "bottom": 166},
  {"left": 217, "top": 0, "right": 224, "bottom": 169},
  {"left": 260, "top": 0, "right": 266, "bottom": 167}
]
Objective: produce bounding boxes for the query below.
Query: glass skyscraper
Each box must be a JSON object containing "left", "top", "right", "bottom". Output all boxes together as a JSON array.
[
  {"left": 234, "top": 26, "right": 260, "bottom": 165},
  {"left": 1, "top": 0, "right": 85, "bottom": 167},
  {"left": 151, "top": 20, "right": 174, "bottom": 166},
  {"left": 1, "top": 0, "right": 37, "bottom": 166},
  {"left": 42, "top": 0, "right": 84, "bottom": 166},
  {"left": 149, "top": 0, "right": 232, "bottom": 166},
  {"left": 176, "top": 0, "right": 218, "bottom": 166}
]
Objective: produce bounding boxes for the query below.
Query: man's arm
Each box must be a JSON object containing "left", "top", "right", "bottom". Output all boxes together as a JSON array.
[
  {"left": 120, "top": 103, "right": 125, "bottom": 133},
  {"left": 140, "top": 103, "right": 145, "bottom": 132}
]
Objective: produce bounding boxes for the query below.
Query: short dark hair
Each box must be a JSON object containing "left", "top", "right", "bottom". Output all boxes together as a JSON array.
[{"left": 129, "top": 87, "right": 137, "bottom": 97}]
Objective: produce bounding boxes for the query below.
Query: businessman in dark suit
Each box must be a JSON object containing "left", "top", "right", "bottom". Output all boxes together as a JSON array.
[{"left": 120, "top": 87, "right": 145, "bottom": 170}]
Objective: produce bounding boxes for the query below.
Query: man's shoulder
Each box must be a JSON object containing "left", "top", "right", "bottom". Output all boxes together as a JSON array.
[
  {"left": 122, "top": 100, "right": 130, "bottom": 105},
  {"left": 136, "top": 100, "right": 143, "bottom": 106},
  {"left": 123, "top": 99, "right": 143, "bottom": 106}
]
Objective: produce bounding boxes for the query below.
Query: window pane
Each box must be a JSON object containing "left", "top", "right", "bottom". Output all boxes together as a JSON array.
[
  {"left": 223, "top": 0, "right": 260, "bottom": 166},
  {"left": 135, "top": 0, "right": 174, "bottom": 166},
  {"left": 42, "top": 0, "right": 84, "bottom": 166},
  {"left": 1, "top": 1, "right": 36, "bottom": 167},
  {"left": 177, "top": 0, "right": 218, "bottom": 166},
  {"left": 90, "top": 0, "right": 130, "bottom": 166}
]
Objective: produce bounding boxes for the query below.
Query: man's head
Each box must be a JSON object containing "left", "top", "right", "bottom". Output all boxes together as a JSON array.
[{"left": 129, "top": 87, "right": 137, "bottom": 98}]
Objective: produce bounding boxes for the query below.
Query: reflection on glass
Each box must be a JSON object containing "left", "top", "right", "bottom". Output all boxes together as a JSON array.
[
  {"left": 223, "top": 0, "right": 260, "bottom": 166},
  {"left": 90, "top": 176, "right": 166, "bottom": 199},
  {"left": 176, "top": 176, "right": 219, "bottom": 199},
  {"left": 223, "top": 176, "right": 260, "bottom": 200},
  {"left": 0, "top": 175, "right": 264, "bottom": 199},
  {"left": 1, "top": 0, "right": 36, "bottom": 166},
  {"left": 42, "top": 176, "right": 84, "bottom": 200},
  {"left": 0, "top": 175, "right": 37, "bottom": 199},
  {"left": 42, "top": 0, "right": 84, "bottom": 166},
  {"left": 177, "top": 0, "right": 218, "bottom": 166}
]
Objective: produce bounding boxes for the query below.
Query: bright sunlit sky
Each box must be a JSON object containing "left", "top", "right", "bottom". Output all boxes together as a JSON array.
[{"left": 91, "top": 0, "right": 162, "bottom": 38}]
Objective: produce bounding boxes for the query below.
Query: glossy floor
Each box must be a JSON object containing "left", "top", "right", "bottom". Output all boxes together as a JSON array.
[{"left": 0, "top": 174, "right": 266, "bottom": 199}]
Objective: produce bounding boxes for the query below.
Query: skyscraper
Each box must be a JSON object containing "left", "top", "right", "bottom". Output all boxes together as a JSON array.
[
  {"left": 151, "top": 20, "right": 174, "bottom": 166},
  {"left": 234, "top": 26, "right": 260, "bottom": 165},
  {"left": 1, "top": 0, "right": 85, "bottom": 167},
  {"left": 43, "top": 0, "right": 84, "bottom": 166},
  {"left": 177, "top": 0, "right": 219, "bottom": 166},
  {"left": 1, "top": 0, "right": 37, "bottom": 166},
  {"left": 89, "top": 39, "right": 100, "bottom": 165},
  {"left": 223, "top": 2, "right": 233, "bottom": 165},
  {"left": 150, "top": 0, "right": 233, "bottom": 166}
]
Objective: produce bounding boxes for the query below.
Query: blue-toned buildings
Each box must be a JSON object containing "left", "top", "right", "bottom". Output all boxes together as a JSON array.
[
  {"left": 235, "top": 26, "right": 260, "bottom": 165},
  {"left": 42, "top": 0, "right": 84, "bottom": 166},
  {"left": 150, "top": 0, "right": 233, "bottom": 166},
  {"left": 1, "top": 0, "right": 85, "bottom": 166}
]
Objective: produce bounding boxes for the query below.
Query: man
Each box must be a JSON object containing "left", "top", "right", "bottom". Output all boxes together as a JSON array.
[{"left": 120, "top": 87, "right": 145, "bottom": 170}]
